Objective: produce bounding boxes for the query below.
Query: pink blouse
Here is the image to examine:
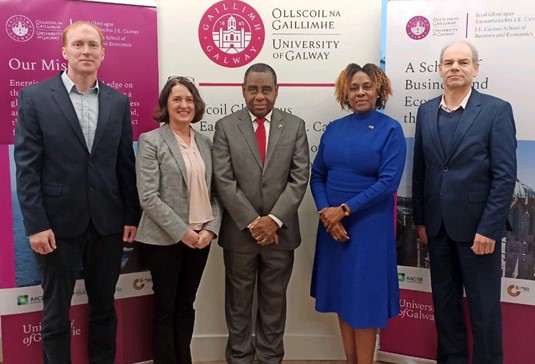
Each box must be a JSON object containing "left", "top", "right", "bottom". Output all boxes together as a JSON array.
[{"left": 173, "top": 128, "right": 213, "bottom": 230}]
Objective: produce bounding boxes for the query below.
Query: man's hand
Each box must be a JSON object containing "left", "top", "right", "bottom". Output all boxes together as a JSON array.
[
  {"left": 123, "top": 226, "right": 137, "bottom": 243},
  {"left": 415, "top": 225, "right": 428, "bottom": 245},
  {"left": 29, "top": 229, "right": 56, "bottom": 255},
  {"left": 250, "top": 216, "right": 279, "bottom": 245},
  {"left": 472, "top": 233, "right": 496, "bottom": 255}
]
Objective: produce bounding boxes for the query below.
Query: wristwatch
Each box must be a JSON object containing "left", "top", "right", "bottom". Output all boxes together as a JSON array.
[{"left": 340, "top": 203, "right": 350, "bottom": 216}]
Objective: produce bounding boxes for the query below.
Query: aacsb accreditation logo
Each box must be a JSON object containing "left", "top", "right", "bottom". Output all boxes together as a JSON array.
[
  {"left": 17, "top": 295, "right": 29, "bottom": 306},
  {"left": 6, "top": 15, "right": 35, "bottom": 42},
  {"left": 198, "top": 0, "right": 265, "bottom": 68},
  {"left": 406, "top": 15, "right": 430, "bottom": 40}
]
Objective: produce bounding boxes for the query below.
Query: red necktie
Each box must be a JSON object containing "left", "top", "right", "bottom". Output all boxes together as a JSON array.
[{"left": 255, "top": 117, "right": 266, "bottom": 163}]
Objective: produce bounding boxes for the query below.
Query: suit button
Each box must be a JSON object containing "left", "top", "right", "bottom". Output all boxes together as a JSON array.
[
  {"left": 88, "top": 186, "right": 94, "bottom": 192},
  {"left": 443, "top": 167, "right": 448, "bottom": 172},
  {"left": 88, "top": 160, "right": 94, "bottom": 167}
]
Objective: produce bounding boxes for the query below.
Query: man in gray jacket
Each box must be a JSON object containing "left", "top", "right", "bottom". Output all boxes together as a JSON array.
[{"left": 213, "top": 63, "right": 309, "bottom": 364}]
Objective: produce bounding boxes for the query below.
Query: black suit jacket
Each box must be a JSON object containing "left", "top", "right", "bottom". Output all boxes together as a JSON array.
[
  {"left": 412, "top": 89, "right": 517, "bottom": 242},
  {"left": 15, "top": 73, "right": 140, "bottom": 238}
]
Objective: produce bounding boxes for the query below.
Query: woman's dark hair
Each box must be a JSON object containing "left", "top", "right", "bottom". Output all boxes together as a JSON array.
[{"left": 154, "top": 77, "right": 205, "bottom": 124}]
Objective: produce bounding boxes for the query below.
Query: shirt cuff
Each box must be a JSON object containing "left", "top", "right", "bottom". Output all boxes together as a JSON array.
[
  {"left": 247, "top": 216, "right": 260, "bottom": 229},
  {"left": 268, "top": 214, "right": 283, "bottom": 228}
]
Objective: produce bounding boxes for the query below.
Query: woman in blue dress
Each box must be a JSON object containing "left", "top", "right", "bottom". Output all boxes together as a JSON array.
[{"left": 310, "top": 63, "right": 406, "bottom": 364}]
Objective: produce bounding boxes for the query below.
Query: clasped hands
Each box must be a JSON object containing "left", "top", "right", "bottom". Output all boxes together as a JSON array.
[
  {"left": 319, "top": 207, "right": 349, "bottom": 243},
  {"left": 182, "top": 229, "right": 215, "bottom": 249},
  {"left": 249, "top": 216, "right": 279, "bottom": 246}
]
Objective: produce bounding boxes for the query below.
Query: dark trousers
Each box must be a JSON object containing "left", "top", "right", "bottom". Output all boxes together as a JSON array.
[
  {"left": 144, "top": 242, "right": 210, "bottom": 364},
  {"left": 428, "top": 225, "right": 503, "bottom": 364},
  {"left": 36, "top": 223, "right": 123, "bottom": 364},
  {"left": 224, "top": 248, "right": 294, "bottom": 364}
]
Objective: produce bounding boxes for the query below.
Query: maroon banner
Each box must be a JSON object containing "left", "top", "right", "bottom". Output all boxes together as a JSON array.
[
  {"left": 381, "top": 290, "right": 535, "bottom": 363},
  {"left": 1, "top": 0, "right": 158, "bottom": 144},
  {"left": 1, "top": 296, "right": 153, "bottom": 364},
  {"left": 1, "top": 0, "right": 158, "bottom": 363}
]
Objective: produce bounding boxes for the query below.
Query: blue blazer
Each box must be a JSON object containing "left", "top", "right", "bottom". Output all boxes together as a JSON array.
[
  {"left": 15, "top": 73, "right": 140, "bottom": 238},
  {"left": 412, "top": 89, "right": 517, "bottom": 242}
]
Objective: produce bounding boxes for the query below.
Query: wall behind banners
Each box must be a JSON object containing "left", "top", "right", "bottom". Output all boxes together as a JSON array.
[
  {"left": 0, "top": 0, "right": 158, "bottom": 362},
  {"left": 379, "top": 0, "right": 535, "bottom": 363}
]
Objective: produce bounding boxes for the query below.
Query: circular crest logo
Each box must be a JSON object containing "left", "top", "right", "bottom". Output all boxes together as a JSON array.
[
  {"left": 406, "top": 16, "right": 430, "bottom": 40},
  {"left": 198, "top": 0, "right": 265, "bottom": 68},
  {"left": 6, "top": 15, "right": 35, "bottom": 42}
]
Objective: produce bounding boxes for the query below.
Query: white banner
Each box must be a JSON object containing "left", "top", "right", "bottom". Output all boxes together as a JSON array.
[
  {"left": 381, "top": 1, "right": 535, "bottom": 362},
  {"left": 386, "top": 0, "right": 535, "bottom": 297}
]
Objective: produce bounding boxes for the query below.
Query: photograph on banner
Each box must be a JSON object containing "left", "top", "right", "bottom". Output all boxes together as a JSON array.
[
  {"left": 383, "top": 0, "right": 535, "bottom": 289},
  {"left": 0, "top": 145, "right": 15, "bottom": 289},
  {"left": 8, "top": 144, "right": 149, "bottom": 288}
]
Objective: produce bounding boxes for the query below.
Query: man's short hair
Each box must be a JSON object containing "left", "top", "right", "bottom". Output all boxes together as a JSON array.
[{"left": 62, "top": 21, "right": 104, "bottom": 47}]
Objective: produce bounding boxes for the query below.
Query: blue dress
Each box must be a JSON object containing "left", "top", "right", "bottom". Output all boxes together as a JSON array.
[{"left": 310, "top": 110, "right": 406, "bottom": 329}]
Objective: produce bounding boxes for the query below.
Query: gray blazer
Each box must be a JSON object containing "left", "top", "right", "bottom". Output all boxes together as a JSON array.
[
  {"left": 135, "top": 123, "right": 222, "bottom": 245},
  {"left": 212, "top": 107, "right": 310, "bottom": 252}
]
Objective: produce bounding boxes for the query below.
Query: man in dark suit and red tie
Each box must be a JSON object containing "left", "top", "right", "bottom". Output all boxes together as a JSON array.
[
  {"left": 212, "top": 63, "right": 309, "bottom": 363},
  {"left": 412, "top": 41, "right": 517, "bottom": 364},
  {"left": 14, "top": 21, "right": 139, "bottom": 363}
]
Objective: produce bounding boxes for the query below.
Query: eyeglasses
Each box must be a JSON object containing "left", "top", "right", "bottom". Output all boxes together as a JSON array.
[{"left": 167, "top": 76, "right": 195, "bottom": 84}]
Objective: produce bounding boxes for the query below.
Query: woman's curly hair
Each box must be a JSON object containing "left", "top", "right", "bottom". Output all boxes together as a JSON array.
[{"left": 334, "top": 63, "right": 392, "bottom": 110}]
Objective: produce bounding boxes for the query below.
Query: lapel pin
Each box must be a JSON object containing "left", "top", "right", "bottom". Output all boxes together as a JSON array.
[
  {"left": 277, "top": 124, "right": 283, "bottom": 128},
  {"left": 368, "top": 125, "right": 374, "bottom": 129}
]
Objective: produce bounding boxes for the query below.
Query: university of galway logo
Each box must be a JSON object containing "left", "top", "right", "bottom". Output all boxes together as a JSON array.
[
  {"left": 198, "top": 0, "right": 265, "bottom": 68},
  {"left": 406, "top": 15, "right": 430, "bottom": 40},
  {"left": 6, "top": 15, "right": 35, "bottom": 42}
]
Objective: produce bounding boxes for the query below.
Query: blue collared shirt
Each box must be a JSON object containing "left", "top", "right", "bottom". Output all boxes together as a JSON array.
[{"left": 61, "top": 71, "right": 100, "bottom": 151}]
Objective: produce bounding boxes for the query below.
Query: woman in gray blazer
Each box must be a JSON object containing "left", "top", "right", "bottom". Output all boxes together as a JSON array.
[{"left": 135, "top": 77, "right": 221, "bottom": 364}]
